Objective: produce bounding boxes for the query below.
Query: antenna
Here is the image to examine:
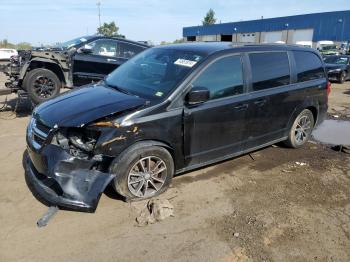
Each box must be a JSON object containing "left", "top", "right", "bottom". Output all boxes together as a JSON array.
[{"left": 97, "top": 1, "right": 101, "bottom": 27}]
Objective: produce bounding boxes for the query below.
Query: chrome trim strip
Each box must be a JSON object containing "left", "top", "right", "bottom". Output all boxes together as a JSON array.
[{"left": 33, "top": 126, "right": 48, "bottom": 139}]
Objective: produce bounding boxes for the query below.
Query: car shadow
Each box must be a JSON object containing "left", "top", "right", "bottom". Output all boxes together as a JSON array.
[
  {"left": 103, "top": 185, "right": 125, "bottom": 201},
  {"left": 343, "top": 89, "right": 350, "bottom": 95}
]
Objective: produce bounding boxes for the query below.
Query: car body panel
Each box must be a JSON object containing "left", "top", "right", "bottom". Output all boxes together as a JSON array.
[
  {"left": 34, "top": 84, "right": 147, "bottom": 127},
  {"left": 24, "top": 43, "right": 328, "bottom": 211}
]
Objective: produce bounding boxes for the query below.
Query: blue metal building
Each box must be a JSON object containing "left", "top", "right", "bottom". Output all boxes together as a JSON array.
[{"left": 183, "top": 10, "right": 350, "bottom": 44}]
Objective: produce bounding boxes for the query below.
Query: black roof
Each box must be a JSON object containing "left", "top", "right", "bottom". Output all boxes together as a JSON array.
[
  {"left": 155, "top": 42, "right": 317, "bottom": 56},
  {"left": 90, "top": 35, "right": 150, "bottom": 47}
]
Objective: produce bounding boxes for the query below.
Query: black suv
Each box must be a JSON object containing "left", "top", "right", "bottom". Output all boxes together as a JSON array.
[
  {"left": 0, "top": 35, "right": 148, "bottom": 104},
  {"left": 25, "top": 43, "right": 329, "bottom": 212}
]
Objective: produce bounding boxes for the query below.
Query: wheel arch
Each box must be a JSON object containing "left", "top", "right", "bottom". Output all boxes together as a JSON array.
[
  {"left": 286, "top": 99, "right": 319, "bottom": 136},
  {"left": 25, "top": 59, "right": 66, "bottom": 86},
  {"left": 110, "top": 139, "right": 176, "bottom": 169}
]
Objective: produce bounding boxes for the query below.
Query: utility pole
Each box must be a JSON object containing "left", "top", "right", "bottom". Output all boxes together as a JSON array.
[{"left": 97, "top": 1, "right": 101, "bottom": 27}]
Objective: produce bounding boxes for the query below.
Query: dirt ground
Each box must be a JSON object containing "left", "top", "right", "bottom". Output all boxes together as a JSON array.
[{"left": 0, "top": 72, "right": 350, "bottom": 262}]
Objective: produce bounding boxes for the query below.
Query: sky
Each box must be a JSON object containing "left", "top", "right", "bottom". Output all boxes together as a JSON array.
[{"left": 0, "top": 0, "right": 349, "bottom": 45}]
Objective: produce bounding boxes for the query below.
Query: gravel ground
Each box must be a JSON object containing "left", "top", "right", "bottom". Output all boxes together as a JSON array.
[{"left": 0, "top": 72, "right": 350, "bottom": 262}]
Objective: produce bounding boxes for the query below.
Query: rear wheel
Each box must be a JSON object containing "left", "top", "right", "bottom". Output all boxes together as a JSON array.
[
  {"left": 284, "top": 109, "right": 315, "bottom": 148},
  {"left": 24, "top": 68, "right": 61, "bottom": 104},
  {"left": 110, "top": 143, "right": 174, "bottom": 201}
]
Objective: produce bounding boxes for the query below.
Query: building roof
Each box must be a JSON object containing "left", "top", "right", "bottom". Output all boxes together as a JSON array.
[{"left": 183, "top": 10, "right": 350, "bottom": 42}]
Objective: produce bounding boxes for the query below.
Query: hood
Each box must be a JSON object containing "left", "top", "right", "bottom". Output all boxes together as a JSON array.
[
  {"left": 325, "top": 63, "right": 347, "bottom": 71},
  {"left": 34, "top": 84, "right": 147, "bottom": 127}
]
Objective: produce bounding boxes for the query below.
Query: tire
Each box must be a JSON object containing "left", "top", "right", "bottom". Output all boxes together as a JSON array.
[
  {"left": 24, "top": 68, "right": 61, "bottom": 104},
  {"left": 338, "top": 71, "right": 346, "bottom": 84},
  {"left": 109, "top": 143, "right": 174, "bottom": 201},
  {"left": 284, "top": 109, "right": 315, "bottom": 148}
]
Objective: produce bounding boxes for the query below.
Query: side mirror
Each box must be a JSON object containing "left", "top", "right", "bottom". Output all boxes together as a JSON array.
[
  {"left": 186, "top": 86, "right": 210, "bottom": 105},
  {"left": 78, "top": 44, "right": 93, "bottom": 54}
]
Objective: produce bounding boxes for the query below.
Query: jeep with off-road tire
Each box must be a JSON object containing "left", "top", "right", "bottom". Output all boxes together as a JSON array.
[{"left": 0, "top": 35, "right": 148, "bottom": 104}]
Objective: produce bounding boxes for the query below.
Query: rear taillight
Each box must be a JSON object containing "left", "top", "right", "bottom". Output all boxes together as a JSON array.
[{"left": 327, "top": 81, "right": 331, "bottom": 96}]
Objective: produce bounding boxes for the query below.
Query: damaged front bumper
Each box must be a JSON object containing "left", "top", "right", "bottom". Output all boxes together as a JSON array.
[{"left": 25, "top": 144, "right": 115, "bottom": 212}]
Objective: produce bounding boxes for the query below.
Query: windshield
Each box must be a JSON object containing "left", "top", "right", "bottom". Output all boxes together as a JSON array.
[
  {"left": 322, "top": 45, "right": 337, "bottom": 51},
  {"left": 55, "top": 36, "right": 93, "bottom": 50},
  {"left": 105, "top": 48, "right": 205, "bottom": 101},
  {"left": 324, "top": 56, "right": 349, "bottom": 64}
]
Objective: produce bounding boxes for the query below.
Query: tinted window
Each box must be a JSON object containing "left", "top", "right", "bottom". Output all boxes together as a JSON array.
[
  {"left": 324, "top": 56, "right": 349, "bottom": 65},
  {"left": 117, "top": 42, "right": 146, "bottom": 59},
  {"left": 192, "top": 55, "right": 244, "bottom": 100},
  {"left": 294, "top": 51, "right": 325, "bottom": 82},
  {"left": 249, "top": 52, "right": 290, "bottom": 91},
  {"left": 87, "top": 39, "right": 117, "bottom": 57}
]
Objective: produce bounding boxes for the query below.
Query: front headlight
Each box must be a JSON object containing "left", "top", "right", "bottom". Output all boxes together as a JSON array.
[{"left": 27, "top": 117, "right": 35, "bottom": 139}]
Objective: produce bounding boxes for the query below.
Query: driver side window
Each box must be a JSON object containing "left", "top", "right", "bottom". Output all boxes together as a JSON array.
[
  {"left": 86, "top": 39, "right": 118, "bottom": 57},
  {"left": 192, "top": 55, "right": 244, "bottom": 100}
]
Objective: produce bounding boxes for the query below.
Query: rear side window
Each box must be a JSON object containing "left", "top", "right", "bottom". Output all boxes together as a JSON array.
[
  {"left": 249, "top": 52, "right": 290, "bottom": 91},
  {"left": 192, "top": 55, "right": 244, "bottom": 100},
  {"left": 294, "top": 51, "right": 325, "bottom": 82},
  {"left": 117, "top": 42, "right": 146, "bottom": 59}
]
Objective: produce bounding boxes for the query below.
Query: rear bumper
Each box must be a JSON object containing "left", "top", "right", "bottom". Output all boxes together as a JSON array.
[{"left": 25, "top": 144, "right": 115, "bottom": 212}]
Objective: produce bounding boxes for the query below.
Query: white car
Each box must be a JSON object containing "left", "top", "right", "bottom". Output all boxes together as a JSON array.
[
  {"left": 316, "top": 40, "right": 335, "bottom": 51},
  {"left": 0, "top": 48, "right": 18, "bottom": 60},
  {"left": 296, "top": 41, "right": 312, "bottom": 48}
]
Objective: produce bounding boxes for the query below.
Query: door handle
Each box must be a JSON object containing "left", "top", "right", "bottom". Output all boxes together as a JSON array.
[
  {"left": 107, "top": 58, "right": 117, "bottom": 62},
  {"left": 234, "top": 103, "right": 249, "bottom": 110},
  {"left": 253, "top": 99, "right": 267, "bottom": 107}
]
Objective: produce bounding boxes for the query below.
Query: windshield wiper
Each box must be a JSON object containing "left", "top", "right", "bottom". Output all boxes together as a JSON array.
[{"left": 105, "top": 81, "right": 137, "bottom": 96}]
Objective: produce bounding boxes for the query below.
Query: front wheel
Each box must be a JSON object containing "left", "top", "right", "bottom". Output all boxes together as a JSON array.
[
  {"left": 284, "top": 109, "right": 315, "bottom": 148},
  {"left": 339, "top": 71, "right": 346, "bottom": 84},
  {"left": 110, "top": 143, "right": 174, "bottom": 201},
  {"left": 24, "top": 68, "right": 61, "bottom": 104}
]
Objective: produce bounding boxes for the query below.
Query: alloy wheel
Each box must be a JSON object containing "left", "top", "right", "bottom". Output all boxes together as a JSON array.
[
  {"left": 127, "top": 156, "right": 167, "bottom": 197},
  {"left": 33, "top": 76, "right": 56, "bottom": 98},
  {"left": 294, "top": 115, "right": 312, "bottom": 145}
]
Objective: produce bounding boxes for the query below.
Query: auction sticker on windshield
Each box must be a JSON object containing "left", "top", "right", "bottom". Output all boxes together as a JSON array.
[{"left": 174, "top": 59, "right": 197, "bottom": 67}]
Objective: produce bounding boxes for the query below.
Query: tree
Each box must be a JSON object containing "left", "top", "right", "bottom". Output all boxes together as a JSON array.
[
  {"left": 16, "top": 42, "right": 32, "bottom": 50},
  {"left": 173, "top": 38, "right": 185, "bottom": 44},
  {"left": 97, "top": 21, "right": 119, "bottom": 37},
  {"left": 202, "top": 8, "right": 216, "bottom": 26}
]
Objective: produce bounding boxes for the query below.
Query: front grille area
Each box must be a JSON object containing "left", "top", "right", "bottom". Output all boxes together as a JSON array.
[
  {"left": 33, "top": 133, "right": 46, "bottom": 146},
  {"left": 36, "top": 120, "right": 51, "bottom": 134}
]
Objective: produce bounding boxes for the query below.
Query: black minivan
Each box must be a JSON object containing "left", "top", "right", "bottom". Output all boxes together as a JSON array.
[{"left": 25, "top": 43, "right": 329, "bottom": 212}]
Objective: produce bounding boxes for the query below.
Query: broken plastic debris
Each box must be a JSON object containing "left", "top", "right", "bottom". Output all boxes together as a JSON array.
[
  {"left": 37, "top": 206, "right": 59, "bottom": 227},
  {"left": 136, "top": 198, "right": 174, "bottom": 226},
  {"left": 295, "top": 162, "right": 307, "bottom": 166}
]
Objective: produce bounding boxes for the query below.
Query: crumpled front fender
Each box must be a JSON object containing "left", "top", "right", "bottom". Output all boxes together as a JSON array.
[{"left": 25, "top": 144, "right": 115, "bottom": 212}]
